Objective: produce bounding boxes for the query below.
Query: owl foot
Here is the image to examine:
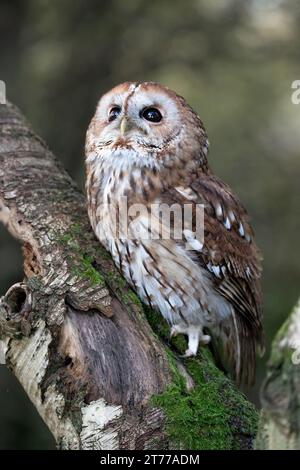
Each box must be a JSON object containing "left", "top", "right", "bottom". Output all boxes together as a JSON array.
[
  {"left": 187, "top": 326, "right": 210, "bottom": 354},
  {"left": 172, "top": 325, "right": 211, "bottom": 357},
  {"left": 181, "top": 348, "right": 196, "bottom": 358}
]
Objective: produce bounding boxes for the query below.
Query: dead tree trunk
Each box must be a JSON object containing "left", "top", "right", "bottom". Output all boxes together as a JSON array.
[
  {"left": 0, "top": 101, "right": 258, "bottom": 450},
  {"left": 256, "top": 299, "right": 300, "bottom": 450}
]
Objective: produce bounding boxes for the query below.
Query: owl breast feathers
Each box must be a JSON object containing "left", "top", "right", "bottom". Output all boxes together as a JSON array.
[{"left": 85, "top": 81, "right": 264, "bottom": 385}]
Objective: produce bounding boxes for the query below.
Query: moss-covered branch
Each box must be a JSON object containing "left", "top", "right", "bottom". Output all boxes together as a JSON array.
[{"left": 146, "top": 308, "right": 258, "bottom": 450}]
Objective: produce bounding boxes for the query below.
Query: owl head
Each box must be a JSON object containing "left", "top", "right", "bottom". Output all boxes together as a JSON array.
[{"left": 85, "top": 82, "right": 209, "bottom": 174}]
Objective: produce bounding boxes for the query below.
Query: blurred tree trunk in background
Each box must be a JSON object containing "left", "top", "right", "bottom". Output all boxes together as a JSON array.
[
  {"left": 0, "top": 102, "right": 259, "bottom": 450},
  {"left": 256, "top": 299, "right": 300, "bottom": 450}
]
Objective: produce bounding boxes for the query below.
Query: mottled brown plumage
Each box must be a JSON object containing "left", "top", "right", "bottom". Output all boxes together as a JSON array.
[{"left": 85, "top": 81, "right": 264, "bottom": 385}]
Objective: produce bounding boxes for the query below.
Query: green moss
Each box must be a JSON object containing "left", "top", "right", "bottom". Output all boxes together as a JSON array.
[
  {"left": 105, "top": 270, "right": 145, "bottom": 310},
  {"left": 71, "top": 254, "right": 105, "bottom": 286},
  {"left": 106, "top": 270, "right": 127, "bottom": 289},
  {"left": 152, "top": 358, "right": 231, "bottom": 449},
  {"left": 147, "top": 308, "right": 258, "bottom": 449},
  {"left": 144, "top": 305, "right": 170, "bottom": 339},
  {"left": 57, "top": 224, "right": 105, "bottom": 286},
  {"left": 124, "top": 290, "right": 143, "bottom": 308}
]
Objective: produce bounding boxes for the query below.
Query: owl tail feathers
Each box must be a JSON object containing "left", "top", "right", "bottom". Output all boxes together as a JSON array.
[{"left": 208, "top": 311, "right": 265, "bottom": 387}]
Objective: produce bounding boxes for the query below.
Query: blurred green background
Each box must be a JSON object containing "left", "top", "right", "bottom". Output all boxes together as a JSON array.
[{"left": 0, "top": 0, "right": 299, "bottom": 449}]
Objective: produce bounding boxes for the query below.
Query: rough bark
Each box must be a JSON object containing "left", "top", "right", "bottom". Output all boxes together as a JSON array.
[
  {"left": 0, "top": 101, "right": 258, "bottom": 450},
  {"left": 256, "top": 298, "right": 300, "bottom": 450}
]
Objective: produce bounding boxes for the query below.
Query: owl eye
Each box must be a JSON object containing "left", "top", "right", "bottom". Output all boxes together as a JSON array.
[
  {"left": 141, "top": 107, "right": 162, "bottom": 123},
  {"left": 108, "top": 106, "right": 121, "bottom": 122}
]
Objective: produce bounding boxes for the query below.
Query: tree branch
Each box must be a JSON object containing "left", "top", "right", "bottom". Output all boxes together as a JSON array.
[
  {"left": 256, "top": 298, "right": 300, "bottom": 450},
  {"left": 0, "top": 101, "right": 258, "bottom": 450}
]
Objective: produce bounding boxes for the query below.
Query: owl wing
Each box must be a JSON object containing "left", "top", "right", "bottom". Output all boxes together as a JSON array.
[{"left": 161, "top": 172, "right": 264, "bottom": 385}]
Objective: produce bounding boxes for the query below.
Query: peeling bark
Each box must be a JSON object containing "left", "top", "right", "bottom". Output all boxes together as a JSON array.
[{"left": 0, "top": 102, "right": 258, "bottom": 450}]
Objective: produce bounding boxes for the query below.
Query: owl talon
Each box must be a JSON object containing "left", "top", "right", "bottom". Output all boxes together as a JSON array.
[{"left": 181, "top": 348, "right": 196, "bottom": 358}]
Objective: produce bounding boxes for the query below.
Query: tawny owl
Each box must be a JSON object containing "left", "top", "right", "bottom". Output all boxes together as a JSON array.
[{"left": 85, "top": 81, "right": 264, "bottom": 385}]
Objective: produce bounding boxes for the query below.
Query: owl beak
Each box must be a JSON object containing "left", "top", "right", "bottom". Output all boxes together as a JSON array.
[{"left": 120, "top": 116, "right": 134, "bottom": 136}]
